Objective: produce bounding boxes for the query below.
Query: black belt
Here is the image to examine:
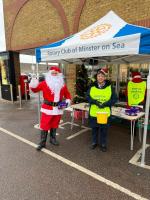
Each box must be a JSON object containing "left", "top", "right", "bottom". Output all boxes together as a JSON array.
[{"left": 43, "top": 100, "right": 59, "bottom": 106}]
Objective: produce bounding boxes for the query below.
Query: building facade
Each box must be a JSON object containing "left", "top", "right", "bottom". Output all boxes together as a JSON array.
[
  {"left": 2, "top": 0, "right": 150, "bottom": 97},
  {"left": 3, "top": 0, "right": 150, "bottom": 51}
]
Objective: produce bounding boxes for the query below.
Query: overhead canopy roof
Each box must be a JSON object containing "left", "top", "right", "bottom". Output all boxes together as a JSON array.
[{"left": 36, "top": 11, "right": 150, "bottom": 64}]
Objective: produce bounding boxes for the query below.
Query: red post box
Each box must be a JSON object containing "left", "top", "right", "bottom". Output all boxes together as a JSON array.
[{"left": 19, "top": 74, "right": 30, "bottom": 99}]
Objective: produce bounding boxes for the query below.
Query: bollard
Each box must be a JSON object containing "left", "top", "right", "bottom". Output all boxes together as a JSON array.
[
  {"left": 18, "top": 85, "right": 22, "bottom": 109},
  {"left": 0, "top": 84, "right": 2, "bottom": 99},
  {"left": 24, "top": 81, "right": 28, "bottom": 101},
  {"left": 10, "top": 84, "right": 14, "bottom": 103}
]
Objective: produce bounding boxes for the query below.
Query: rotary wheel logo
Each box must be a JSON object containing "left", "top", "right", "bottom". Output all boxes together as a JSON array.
[
  {"left": 133, "top": 93, "right": 139, "bottom": 99},
  {"left": 80, "top": 23, "right": 112, "bottom": 40}
]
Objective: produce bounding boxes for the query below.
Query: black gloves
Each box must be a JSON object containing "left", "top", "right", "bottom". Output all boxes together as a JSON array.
[
  {"left": 95, "top": 100, "right": 105, "bottom": 108},
  {"left": 90, "top": 98, "right": 105, "bottom": 108},
  {"left": 90, "top": 99, "right": 98, "bottom": 105}
]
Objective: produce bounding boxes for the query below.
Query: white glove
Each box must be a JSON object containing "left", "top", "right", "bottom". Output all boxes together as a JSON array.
[
  {"left": 29, "top": 78, "right": 39, "bottom": 88},
  {"left": 66, "top": 99, "right": 71, "bottom": 107}
]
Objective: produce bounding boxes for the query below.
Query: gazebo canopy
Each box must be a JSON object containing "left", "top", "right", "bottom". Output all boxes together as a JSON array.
[{"left": 36, "top": 10, "right": 150, "bottom": 64}]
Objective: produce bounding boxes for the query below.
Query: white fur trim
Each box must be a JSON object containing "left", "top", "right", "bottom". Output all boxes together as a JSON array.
[
  {"left": 133, "top": 75, "right": 141, "bottom": 79},
  {"left": 41, "top": 107, "right": 63, "bottom": 115},
  {"left": 29, "top": 78, "right": 39, "bottom": 88},
  {"left": 101, "top": 69, "right": 107, "bottom": 75}
]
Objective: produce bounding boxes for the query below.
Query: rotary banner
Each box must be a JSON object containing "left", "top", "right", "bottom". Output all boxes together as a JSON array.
[{"left": 36, "top": 11, "right": 150, "bottom": 62}]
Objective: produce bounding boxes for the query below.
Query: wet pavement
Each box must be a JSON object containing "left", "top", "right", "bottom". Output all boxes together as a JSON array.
[{"left": 0, "top": 95, "right": 150, "bottom": 200}]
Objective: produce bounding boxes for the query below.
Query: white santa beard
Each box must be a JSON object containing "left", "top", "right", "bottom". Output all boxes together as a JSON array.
[{"left": 45, "top": 72, "right": 64, "bottom": 101}]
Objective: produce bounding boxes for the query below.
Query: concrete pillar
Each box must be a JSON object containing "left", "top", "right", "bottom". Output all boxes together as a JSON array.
[{"left": 0, "top": 51, "right": 20, "bottom": 101}]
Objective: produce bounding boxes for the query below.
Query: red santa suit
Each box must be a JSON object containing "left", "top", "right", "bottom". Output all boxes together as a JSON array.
[{"left": 29, "top": 66, "right": 71, "bottom": 130}]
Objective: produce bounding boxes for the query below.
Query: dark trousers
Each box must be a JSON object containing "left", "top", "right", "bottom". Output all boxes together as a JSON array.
[{"left": 92, "top": 125, "right": 108, "bottom": 146}]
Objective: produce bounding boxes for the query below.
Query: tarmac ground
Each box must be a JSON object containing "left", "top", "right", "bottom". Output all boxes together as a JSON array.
[{"left": 0, "top": 94, "right": 150, "bottom": 200}]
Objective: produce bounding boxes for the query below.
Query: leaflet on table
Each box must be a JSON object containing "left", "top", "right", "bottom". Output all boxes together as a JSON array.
[{"left": 112, "top": 107, "right": 126, "bottom": 116}]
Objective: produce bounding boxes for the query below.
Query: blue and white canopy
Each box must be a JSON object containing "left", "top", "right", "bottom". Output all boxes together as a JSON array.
[{"left": 36, "top": 11, "right": 150, "bottom": 63}]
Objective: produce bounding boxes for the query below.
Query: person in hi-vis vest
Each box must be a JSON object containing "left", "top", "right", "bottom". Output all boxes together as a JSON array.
[
  {"left": 127, "top": 72, "right": 146, "bottom": 108},
  {"left": 87, "top": 67, "right": 117, "bottom": 152}
]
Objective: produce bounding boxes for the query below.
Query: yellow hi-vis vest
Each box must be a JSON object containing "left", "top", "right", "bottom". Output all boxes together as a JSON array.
[
  {"left": 90, "top": 85, "right": 112, "bottom": 117},
  {"left": 128, "top": 81, "right": 146, "bottom": 106}
]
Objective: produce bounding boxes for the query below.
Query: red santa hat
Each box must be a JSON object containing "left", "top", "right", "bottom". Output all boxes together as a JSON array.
[
  {"left": 131, "top": 71, "right": 142, "bottom": 83},
  {"left": 131, "top": 71, "right": 141, "bottom": 79},
  {"left": 97, "top": 67, "right": 108, "bottom": 76},
  {"left": 49, "top": 66, "right": 61, "bottom": 73}
]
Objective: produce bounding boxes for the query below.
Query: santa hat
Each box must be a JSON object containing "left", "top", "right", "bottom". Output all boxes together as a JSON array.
[
  {"left": 97, "top": 67, "right": 108, "bottom": 76},
  {"left": 49, "top": 66, "right": 61, "bottom": 73},
  {"left": 131, "top": 71, "right": 141, "bottom": 79}
]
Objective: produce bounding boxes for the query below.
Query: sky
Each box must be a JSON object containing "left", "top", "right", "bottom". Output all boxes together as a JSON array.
[{"left": 0, "top": 0, "right": 36, "bottom": 63}]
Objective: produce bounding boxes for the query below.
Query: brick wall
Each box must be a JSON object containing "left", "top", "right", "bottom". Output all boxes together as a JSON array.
[
  {"left": 3, "top": 0, "right": 150, "bottom": 51},
  {"left": 65, "top": 64, "right": 76, "bottom": 99},
  {"left": 79, "top": 0, "right": 150, "bottom": 31}
]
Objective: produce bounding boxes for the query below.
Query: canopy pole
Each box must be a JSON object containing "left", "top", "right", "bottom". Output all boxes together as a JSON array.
[
  {"left": 91, "top": 65, "right": 94, "bottom": 79},
  {"left": 141, "top": 63, "right": 150, "bottom": 166},
  {"left": 115, "top": 64, "right": 120, "bottom": 98},
  {"left": 36, "top": 62, "right": 41, "bottom": 126},
  {"left": 46, "top": 62, "right": 48, "bottom": 71}
]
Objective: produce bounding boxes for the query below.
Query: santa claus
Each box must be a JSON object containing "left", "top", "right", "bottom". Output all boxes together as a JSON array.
[{"left": 29, "top": 66, "right": 71, "bottom": 151}]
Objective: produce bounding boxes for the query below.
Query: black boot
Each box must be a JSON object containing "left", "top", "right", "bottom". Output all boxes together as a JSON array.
[
  {"left": 50, "top": 129, "right": 59, "bottom": 146},
  {"left": 36, "top": 130, "right": 48, "bottom": 151}
]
